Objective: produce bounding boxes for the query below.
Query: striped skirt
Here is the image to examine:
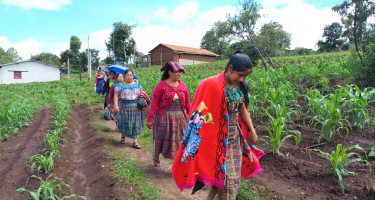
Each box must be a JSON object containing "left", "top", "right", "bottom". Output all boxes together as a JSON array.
[
  {"left": 117, "top": 99, "right": 143, "bottom": 138},
  {"left": 216, "top": 112, "right": 242, "bottom": 200},
  {"left": 153, "top": 100, "right": 187, "bottom": 159}
]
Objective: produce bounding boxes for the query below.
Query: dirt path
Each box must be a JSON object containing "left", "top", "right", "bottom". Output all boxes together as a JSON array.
[
  {"left": 53, "top": 104, "right": 126, "bottom": 199},
  {"left": 0, "top": 108, "right": 52, "bottom": 200},
  {"left": 99, "top": 108, "right": 210, "bottom": 200}
]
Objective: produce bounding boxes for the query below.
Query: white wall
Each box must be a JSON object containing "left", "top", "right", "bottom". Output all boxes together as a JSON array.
[
  {"left": 2, "top": 61, "right": 60, "bottom": 84},
  {"left": 0, "top": 67, "right": 3, "bottom": 84},
  {"left": 178, "top": 59, "right": 209, "bottom": 65}
]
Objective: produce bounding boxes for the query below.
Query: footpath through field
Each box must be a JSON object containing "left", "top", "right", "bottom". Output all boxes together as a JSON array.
[{"left": 96, "top": 104, "right": 210, "bottom": 200}]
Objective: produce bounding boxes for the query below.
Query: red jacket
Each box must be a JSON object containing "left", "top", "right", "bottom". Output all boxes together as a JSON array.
[{"left": 147, "top": 80, "right": 191, "bottom": 123}]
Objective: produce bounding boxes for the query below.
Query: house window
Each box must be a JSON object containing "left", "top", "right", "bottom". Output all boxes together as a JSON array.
[{"left": 14, "top": 71, "right": 22, "bottom": 79}]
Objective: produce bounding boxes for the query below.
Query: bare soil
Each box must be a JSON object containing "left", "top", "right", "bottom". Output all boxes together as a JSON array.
[
  {"left": 1, "top": 102, "right": 374, "bottom": 200},
  {"left": 52, "top": 104, "right": 126, "bottom": 199},
  {"left": 251, "top": 114, "right": 375, "bottom": 200},
  {"left": 0, "top": 108, "right": 52, "bottom": 200}
]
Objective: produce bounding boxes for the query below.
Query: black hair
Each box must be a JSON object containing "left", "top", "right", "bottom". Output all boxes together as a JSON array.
[
  {"left": 160, "top": 62, "right": 173, "bottom": 80},
  {"left": 124, "top": 69, "right": 134, "bottom": 77},
  {"left": 115, "top": 73, "right": 123, "bottom": 79},
  {"left": 109, "top": 71, "right": 116, "bottom": 75},
  {"left": 226, "top": 50, "right": 253, "bottom": 106}
]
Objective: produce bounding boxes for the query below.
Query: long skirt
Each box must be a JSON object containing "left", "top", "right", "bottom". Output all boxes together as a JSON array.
[
  {"left": 104, "top": 91, "right": 109, "bottom": 109},
  {"left": 216, "top": 112, "right": 242, "bottom": 200},
  {"left": 96, "top": 78, "right": 104, "bottom": 94},
  {"left": 153, "top": 100, "right": 187, "bottom": 160},
  {"left": 117, "top": 99, "right": 143, "bottom": 138}
]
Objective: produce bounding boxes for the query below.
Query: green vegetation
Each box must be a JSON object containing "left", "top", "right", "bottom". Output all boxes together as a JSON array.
[
  {"left": 92, "top": 123, "right": 112, "bottom": 132},
  {"left": 15, "top": 175, "right": 86, "bottom": 200},
  {"left": 109, "top": 151, "right": 160, "bottom": 200},
  {"left": 138, "top": 123, "right": 154, "bottom": 151},
  {"left": 370, "top": 142, "right": 375, "bottom": 158},
  {"left": 1, "top": 51, "right": 375, "bottom": 197},
  {"left": 314, "top": 144, "right": 372, "bottom": 194}
]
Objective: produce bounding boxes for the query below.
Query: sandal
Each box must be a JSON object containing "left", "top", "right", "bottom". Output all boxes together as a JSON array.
[
  {"left": 132, "top": 142, "right": 141, "bottom": 149},
  {"left": 120, "top": 137, "right": 125, "bottom": 144}
]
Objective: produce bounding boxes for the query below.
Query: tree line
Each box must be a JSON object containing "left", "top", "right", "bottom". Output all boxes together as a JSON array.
[
  {"left": 1, "top": 0, "right": 374, "bottom": 86},
  {"left": 200, "top": 0, "right": 375, "bottom": 87}
]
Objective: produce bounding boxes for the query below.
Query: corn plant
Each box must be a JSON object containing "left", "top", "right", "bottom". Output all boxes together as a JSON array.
[
  {"left": 370, "top": 142, "right": 375, "bottom": 158},
  {"left": 314, "top": 144, "right": 372, "bottom": 193},
  {"left": 305, "top": 88, "right": 323, "bottom": 116},
  {"left": 344, "top": 85, "right": 374, "bottom": 131},
  {"left": 43, "top": 132, "right": 61, "bottom": 158},
  {"left": 15, "top": 174, "right": 87, "bottom": 200},
  {"left": 312, "top": 94, "right": 351, "bottom": 143},
  {"left": 29, "top": 153, "right": 55, "bottom": 174},
  {"left": 263, "top": 108, "right": 301, "bottom": 156}
]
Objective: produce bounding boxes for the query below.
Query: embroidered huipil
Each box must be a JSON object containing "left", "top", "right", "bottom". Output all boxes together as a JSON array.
[{"left": 114, "top": 81, "right": 142, "bottom": 100}]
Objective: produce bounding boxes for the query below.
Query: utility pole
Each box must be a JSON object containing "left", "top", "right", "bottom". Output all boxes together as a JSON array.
[
  {"left": 124, "top": 40, "right": 126, "bottom": 65},
  {"left": 67, "top": 58, "right": 70, "bottom": 74},
  {"left": 113, "top": 34, "right": 115, "bottom": 63},
  {"left": 160, "top": 46, "right": 163, "bottom": 66},
  {"left": 88, "top": 35, "right": 92, "bottom": 80}
]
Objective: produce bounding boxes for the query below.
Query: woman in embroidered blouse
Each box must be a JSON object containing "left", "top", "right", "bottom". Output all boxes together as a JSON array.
[
  {"left": 172, "top": 51, "right": 263, "bottom": 200},
  {"left": 147, "top": 61, "right": 191, "bottom": 167},
  {"left": 113, "top": 69, "right": 143, "bottom": 149}
]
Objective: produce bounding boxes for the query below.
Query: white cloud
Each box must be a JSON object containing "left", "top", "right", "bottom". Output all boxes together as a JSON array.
[
  {"left": 134, "top": 4, "right": 236, "bottom": 54},
  {"left": 0, "top": 36, "right": 42, "bottom": 60},
  {"left": 152, "top": 1, "right": 200, "bottom": 23},
  {"left": 0, "top": 1, "right": 355, "bottom": 62},
  {"left": 258, "top": 1, "right": 341, "bottom": 49},
  {"left": 261, "top": 0, "right": 303, "bottom": 9},
  {"left": 80, "top": 29, "right": 112, "bottom": 60},
  {"left": 2, "top": 0, "right": 71, "bottom": 10}
]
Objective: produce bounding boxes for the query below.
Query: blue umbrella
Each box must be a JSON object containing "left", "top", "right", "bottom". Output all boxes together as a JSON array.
[{"left": 107, "top": 65, "right": 137, "bottom": 79}]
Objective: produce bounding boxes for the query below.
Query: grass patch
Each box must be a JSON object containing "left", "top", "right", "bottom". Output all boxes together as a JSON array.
[
  {"left": 104, "top": 134, "right": 116, "bottom": 143},
  {"left": 238, "top": 179, "right": 278, "bottom": 200},
  {"left": 109, "top": 151, "right": 160, "bottom": 200},
  {"left": 92, "top": 123, "right": 111, "bottom": 132},
  {"left": 138, "top": 123, "right": 153, "bottom": 151}
]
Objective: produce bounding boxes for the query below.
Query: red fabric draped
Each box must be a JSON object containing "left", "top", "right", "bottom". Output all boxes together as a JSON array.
[{"left": 172, "top": 71, "right": 264, "bottom": 191}]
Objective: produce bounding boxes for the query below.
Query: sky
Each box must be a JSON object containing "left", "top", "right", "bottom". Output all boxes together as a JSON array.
[{"left": 0, "top": 0, "right": 346, "bottom": 61}]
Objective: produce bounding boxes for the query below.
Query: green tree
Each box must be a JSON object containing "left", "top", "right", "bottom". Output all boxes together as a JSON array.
[
  {"left": 200, "top": 21, "right": 231, "bottom": 59},
  {"left": 0, "top": 47, "right": 22, "bottom": 64},
  {"left": 70, "top": 36, "right": 82, "bottom": 55},
  {"left": 78, "top": 48, "right": 100, "bottom": 70},
  {"left": 69, "top": 36, "right": 82, "bottom": 70},
  {"left": 105, "top": 22, "right": 136, "bottom": 63},
  {"left": 228, "top": 0, "right": 270, "bottom": 69},
  {"left": 333, "top": 1, "right": 375, "bottom": 87},
  {"left": 332, "top": 0, "right": 375, "bottom": 62},
  {"left": 317, "top": 22, "right": 345, "bottom": 52},
  {"left": 30, "top": 53, "right": 61, "bottom": 67},
  {"left": 256, "top": 21, "right": 291, "bottom": 57},
  {"left": 59, "top": 50, "right": 71, "bottom": 65}
]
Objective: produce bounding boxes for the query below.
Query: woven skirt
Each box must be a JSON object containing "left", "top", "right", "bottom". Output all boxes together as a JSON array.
[
  {"left": 153, "top": 100, "right": 187, "bottom": 159},
  {"left": 216, "top": 112, "right": 242, "bottom": 200},
  {"left": 117, "top": 99, "right": 143, "bottom": 138}
]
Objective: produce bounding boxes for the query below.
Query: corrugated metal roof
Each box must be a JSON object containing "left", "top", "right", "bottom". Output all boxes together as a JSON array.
[
  {"left": 149, "top": 43, "right": 218, "bottom": 57},
  {"left": 0, "top": 60, "right": 60, "bottom": 68}
]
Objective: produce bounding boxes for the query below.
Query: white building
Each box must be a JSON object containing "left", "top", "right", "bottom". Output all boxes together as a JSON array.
[{"left": 0, "top": 60, "right": 60, "bottom": 84}]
